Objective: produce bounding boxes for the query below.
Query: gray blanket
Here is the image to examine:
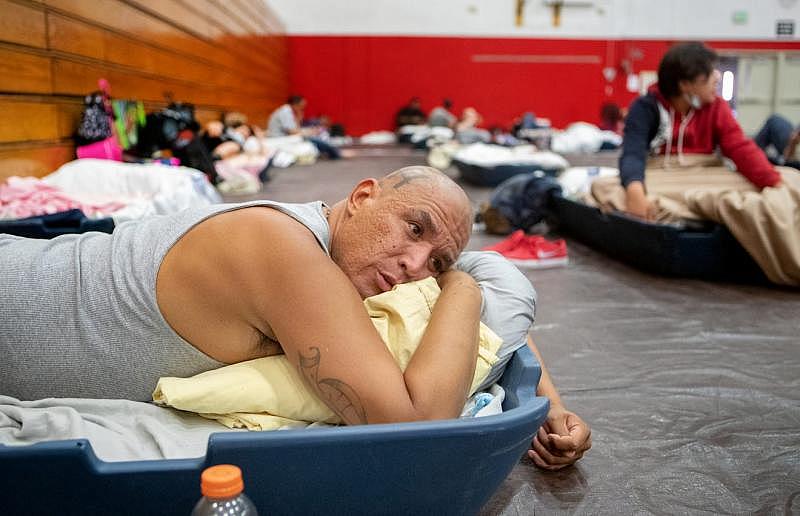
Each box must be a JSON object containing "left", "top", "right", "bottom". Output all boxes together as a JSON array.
[
  {"left": 0, "top": 396, "right": 238, "bottom": 462},
  {"left": 0, "top": 387, "right": 504, "bottom": 463}
]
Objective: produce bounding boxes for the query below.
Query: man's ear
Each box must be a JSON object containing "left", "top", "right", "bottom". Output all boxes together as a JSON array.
[{"left": 347, "top": 178, "right": 381, "bottom": 215}]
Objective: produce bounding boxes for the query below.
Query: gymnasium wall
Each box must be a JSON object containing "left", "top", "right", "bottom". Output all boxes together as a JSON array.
[
  {"left": 0, "top": 0, "right": 288, "bottom": 180},
  {"left": 288, "top": 37, "right": 800, "bottom": 135},
  {"left": 269, "top": 0, "right": 800, "bottom": 135}
]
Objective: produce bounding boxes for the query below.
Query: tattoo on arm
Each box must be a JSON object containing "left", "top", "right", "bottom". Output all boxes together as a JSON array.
[{"left": 298, "top": 347, "right": 368, "bottom": 424}]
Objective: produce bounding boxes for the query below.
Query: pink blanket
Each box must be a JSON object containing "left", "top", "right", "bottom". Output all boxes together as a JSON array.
[{"left": 0, "top": 176, "right": 126, "bottom": 220}]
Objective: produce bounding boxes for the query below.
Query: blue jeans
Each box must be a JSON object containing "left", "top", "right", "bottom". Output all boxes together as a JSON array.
[
  {"left": 307, "top": 137, "right": 341, "bottom": 159},
  {"left": 754, "top": 114, "right": 800, "bottom": 169},
  {"left": 754, "top": 114, "right": 794, "bottom": 155}
]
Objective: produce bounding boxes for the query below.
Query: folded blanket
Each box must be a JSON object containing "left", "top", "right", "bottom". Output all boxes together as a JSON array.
[
  {"left": 584, "top": 155, "right": 800, "bottom": 285},
  {"left": 153, "top": 277, "right": 502, "bottom": 430},
  {"left": 453, "top": 142, "right": 569, "bottom": 169},
  {"left": 686, "top": 167, "right": 800, "bottom": 286},
  {"left": 0, "top": 395, "right": 232, "bottom": 462}
]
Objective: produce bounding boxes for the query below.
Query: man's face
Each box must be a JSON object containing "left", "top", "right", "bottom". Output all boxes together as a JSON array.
[
  {"left": 332, "top": 180, "right": 471, "bottom": 299},
  {"left": 292, "top": 99, "right": 307, "bottom": 115},
  {"left": 684, "top": 69, "right": 721, "bottom": 105},
  {"left": 206, "top": 121, "right": 224, "bottom": 138}
]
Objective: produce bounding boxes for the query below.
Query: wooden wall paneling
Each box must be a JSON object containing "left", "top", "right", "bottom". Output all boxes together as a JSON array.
[
  {"left": 0, "top": 96, "right": 83, "bottom": 142},
  {"left": 259, "top": 2, "right": 284, "bottom": 33},
  {"left": 196, "top": 0, "right": 249, "bottom": 36},
  {"left": 111, "top": 0, "right": 276, "bottom": 85},
  {"left": 51, "top": 59, "right": 228, "bottom": 106},
  {"left": 126, "top": 0, "right": 224, "bottom": 41},
  {"left": 0, "top": 47, "right": 53, "bottom": 94},
  {"left": 194, "top": 108, "right": 224, "bottom": 125},
  {"left": 1, "top": 0, "right": 288, "bottom": 178},
  {"left": 208, "top": 0, "right": 262, "bottom": 36},
  {"left": 230, "top": 0, "right": 271, "bottom": 34},
  {"left": 47, "top": 12, "right": 107, "bottom": 61},
  {"left": 104, "top": 33, "right": 187, "bottom": 83},
  {"left": 48, "top": 14, "right": 223, "bottom": 89},
  {"left": 0, "top": 0, "right": 47, "bottom": 48},
  {"left": 238, "top": 0, "right": 283, "bottom": 34},
  {"left": 43, "top": 0, "right": 285, "bottom": 89},
  {"left": 56, "top": 100, "right": 84, "bottom": 140},
  {"left": 165, "top": 0, "right": 281, "bottom": 75},
  {"left": 245, "top": 34, "right": 288, "bottom": 66},
  {"left": 0, "top": 144, "right": 75, "bottom": 181},
  {"left": 44, "top": 0, "right": 157, "bottom": 38},
  {"left": 45, "top": 0, "right": 233, "bottom": 75},
  {"left": 0, "top": 100, "right": 59, "bottom": 142}
]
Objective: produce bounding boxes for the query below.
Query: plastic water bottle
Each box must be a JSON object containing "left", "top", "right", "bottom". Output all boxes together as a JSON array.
[{"left": 191, "top": 464, "right": 259, "bottom": 515}]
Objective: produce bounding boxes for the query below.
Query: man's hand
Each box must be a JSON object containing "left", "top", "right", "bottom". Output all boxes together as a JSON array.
[
  {"left": 436, "top": 269, "right": 479, "bottom": 293},
  {"left": 528, "top": 403, "right": 591, "bottom": 470},
  {"left": 783, "top": 130, "right": 800, "bottom": 162},
  {"left": 300, "top": 126, "right": 322, "bottom": 138},
  {"left": 624, "top": 181, "right": 653, "bottom": 220}
]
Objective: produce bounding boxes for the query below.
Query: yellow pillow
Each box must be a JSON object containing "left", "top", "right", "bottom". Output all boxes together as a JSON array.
[{"left": 153, "top": 277, "right": 501, "bottom": 430}]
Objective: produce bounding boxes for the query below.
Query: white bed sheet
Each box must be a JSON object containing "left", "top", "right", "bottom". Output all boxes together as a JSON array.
[{"left": 43, "top": 159, "right": 222, "bottom": 224}]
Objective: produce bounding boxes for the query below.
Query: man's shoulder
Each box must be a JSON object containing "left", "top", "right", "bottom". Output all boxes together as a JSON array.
[
  {"left": 628, "top": 93, "right": 659, "bottom": 115},
  {"left": 216, "top": 205, "right": 325, "bottom": 255},
  {"left": 212, "top": 206, "right": 345, "bottom": 300},
  {"left": 268, "top": 104, "right": 291, "bottom": 120}
]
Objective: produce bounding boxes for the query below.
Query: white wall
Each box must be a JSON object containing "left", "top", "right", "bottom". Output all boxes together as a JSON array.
[{"left": 265, "top": 0, "right": 800, "bottom": 40}]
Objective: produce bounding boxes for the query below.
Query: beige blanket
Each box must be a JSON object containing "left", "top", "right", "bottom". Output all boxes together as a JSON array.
[{"left": 586, "top": 155, "right": 800, "bottom": 286}]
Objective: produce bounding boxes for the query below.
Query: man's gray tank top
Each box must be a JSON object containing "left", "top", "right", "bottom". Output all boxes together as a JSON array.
[{"left": 0, "top": 200, "right": 330, "bottom": 401}]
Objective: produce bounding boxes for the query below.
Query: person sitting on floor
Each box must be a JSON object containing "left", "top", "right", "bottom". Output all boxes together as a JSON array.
[
  {"left": 754, "top": 114, "right": 800, "bottom": 170},
  {"left": 0, "top": 165, "right": 590, "bottom": 469},
  {"left": 200, "top": 117, "right": 256, "bottom": 161},
  {"left": 267, "top": 95, "right": 341, "bottom": 159},
  {"left": 620, "top": 41, "right": 782, "bottom": 220},
  {"left": 599, "top": 102, "right": 625, "bottom": 135},
  {"left": 395, "top": 97, "right": 427, "bottom": 128},
  {"left": 455, "top": 107, "right": 491, "bottom": 144},
  {"left": 301, "top": 114, "right": 332, "bottom": 136},
  {"left": 428, "top": 99, "right": 457, "bottom": 129}
]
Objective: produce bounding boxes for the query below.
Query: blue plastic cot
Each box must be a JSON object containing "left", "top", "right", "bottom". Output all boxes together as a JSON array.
[
  {"left": 0, "top": 346, "right": 549, "bottom": 515},
  {"left": 550, "top": 194, "right": 766, "bottom": 282},
  {"left": 453, "top": 158, "right": 561, "bottom": 187}
]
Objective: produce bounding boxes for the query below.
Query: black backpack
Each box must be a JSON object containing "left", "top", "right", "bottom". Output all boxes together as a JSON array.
[
  {"left": 136, "top": 102, "right": 200, "bottom": 154},
  {"left": 486, "top": 173, "right": 563, "bottom": 233},
  {"left": 132, "top": 101, "right": 218, "bottom": 183},
  {"left": 75, "top": 91, "right": 113, "bottom": 145}
]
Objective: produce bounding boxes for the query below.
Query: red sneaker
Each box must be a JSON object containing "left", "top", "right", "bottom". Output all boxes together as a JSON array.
[
  {"left": 481, "top": 229, "right": 527, "bottom": 254},
  {"left": 502, "top": 236, "right": 569, "bottom": 269}
]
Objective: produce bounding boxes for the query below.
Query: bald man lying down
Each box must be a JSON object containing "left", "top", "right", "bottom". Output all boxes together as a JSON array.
[{"left": 0, "top": 166, "right": 589, "bottom": 469}]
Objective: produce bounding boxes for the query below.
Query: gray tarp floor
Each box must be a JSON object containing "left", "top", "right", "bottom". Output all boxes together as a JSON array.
[{"left": 226, "top": 148, "right": 800, "bottom": 515}]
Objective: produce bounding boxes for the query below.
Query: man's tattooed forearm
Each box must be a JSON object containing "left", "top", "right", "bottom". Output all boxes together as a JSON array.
[{"left": 298, "top": 347, "right": 368, "bottom": 424}]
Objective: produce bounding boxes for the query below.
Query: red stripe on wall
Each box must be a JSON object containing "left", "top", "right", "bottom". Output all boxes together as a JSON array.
[{"left": 288, "top": 36, "right": 800, "bottom": 136}]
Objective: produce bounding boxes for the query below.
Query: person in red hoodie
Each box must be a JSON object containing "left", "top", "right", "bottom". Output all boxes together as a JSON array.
[{"left": 619, "top": 41, "right": 782, "bottom": 219}]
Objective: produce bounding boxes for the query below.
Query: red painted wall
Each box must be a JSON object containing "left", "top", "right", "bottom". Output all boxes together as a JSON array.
[{"left": 288, "top": 36, "right": 800, "bottom": 136}]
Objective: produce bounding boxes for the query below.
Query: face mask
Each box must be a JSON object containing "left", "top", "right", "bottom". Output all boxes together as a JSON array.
[
  {"left": 685, "top": 93, "right": 702, "bottom": 110},
  {"left": 226, "top": 129, "right": 246, "bottom": 145}
]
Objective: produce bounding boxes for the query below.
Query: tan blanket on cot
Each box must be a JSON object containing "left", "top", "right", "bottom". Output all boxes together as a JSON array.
[
  {"left": 585, "top": 155, "right": 800, "bottom": 286},
  {"left": 153, "top": 277, "right": 502, "bottom": 430}
]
